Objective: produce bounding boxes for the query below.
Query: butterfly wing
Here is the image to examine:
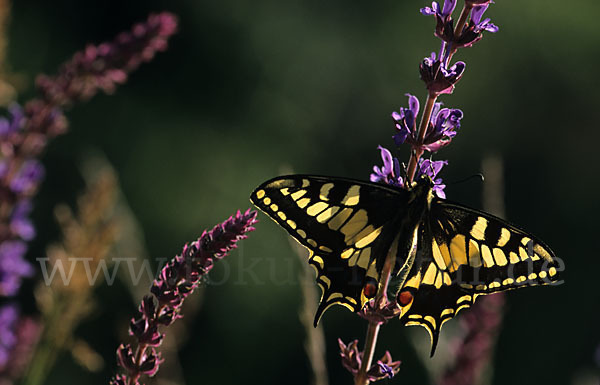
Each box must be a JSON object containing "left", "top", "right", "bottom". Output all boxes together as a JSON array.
[
  {"left": 399, "top": 199, "right": 562, "bottom": 356},
  {"left": 251, "top": 175, "right": 409, "bottom": 324}
]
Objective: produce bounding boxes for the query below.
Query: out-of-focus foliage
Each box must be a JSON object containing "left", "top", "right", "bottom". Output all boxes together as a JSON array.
[{"left": 6, "top": 0, "right": 598, "bottom": 384}]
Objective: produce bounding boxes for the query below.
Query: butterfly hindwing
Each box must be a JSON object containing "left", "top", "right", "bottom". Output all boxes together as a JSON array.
[
  {"left": 251, "top": 175, "right": 409, "bottom": 324},
  {"left": 399, "top": 198, "right": 561, "bottom": 356}
]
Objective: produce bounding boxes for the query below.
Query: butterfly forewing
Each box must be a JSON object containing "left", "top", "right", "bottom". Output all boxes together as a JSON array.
[
  {"left": 251, "top": 175, "right": 408, "bottom": 324},
  {"left": 399, "top": 198, "right": 562, "bottom": 356}
]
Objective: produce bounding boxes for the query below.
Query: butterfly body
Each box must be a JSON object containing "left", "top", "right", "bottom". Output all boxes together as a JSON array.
[{"left": 250, "top": 175, "right": 561, "bottom": 355}]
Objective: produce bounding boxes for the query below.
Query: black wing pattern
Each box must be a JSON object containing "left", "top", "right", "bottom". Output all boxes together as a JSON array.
[
  {"left": 250, "top": 175, "right": 409, "bottom": 325},
  {"left": 399, "top": 198, "right": 562, "bottom": 356}
]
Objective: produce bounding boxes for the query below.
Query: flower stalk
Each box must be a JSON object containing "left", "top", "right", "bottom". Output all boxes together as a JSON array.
[
  {"left": 111, "top": 209, "right": 257, "bottom": 385},
  {"left": 405, "top": 94, "right": 438, "bottom": 185},
  {"left": 346, "top": 1, "right": 500, "bottom": 383}
]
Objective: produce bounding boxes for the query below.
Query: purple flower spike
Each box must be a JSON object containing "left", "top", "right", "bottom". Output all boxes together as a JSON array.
[
  {"left": 36, "top": 12, "right": 178, "bottom": 107},
  {"left": 113, "top": 209, "right": 258, "bottom": 384},
  {"left": 370, "top": 146, "right": 403, "bottom": 187},
  {"left": 417, "top": 159, "right": 448, "bottom": 198},
  {"left": 420, "top": 53, "right": 466, "bottom": 96}
]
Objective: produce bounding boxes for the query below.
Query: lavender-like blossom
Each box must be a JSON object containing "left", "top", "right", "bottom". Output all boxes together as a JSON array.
[
  {"left": 422, "top": 1, "right": 498, "bottom": 53},
  {"left": 391, "top": 94, "right": 420, "bottom": 147},
  {"left": 421, "top": 1, "right": 457, "bottom": 22},
  {"left": 0, "top": 315, "right": 41, "bottom": 382},
  {"left": 0, "top": 12, "right": 178, "bottom": 302},
  {"left": 453, "top": 5, "right": 499, "bottom": 49},
  {"left": 338, "top": 339, "right": 401, "bottom": 382},
  {"left": 0, "top": 12, "right": 178, "bottom": 379},
  {"left": 370, "top": 146, "right": 403, "bottom": 187},
  {"left": 392, "top": 94, "right": 463, "bottom": 152},
  {"left": 419, "top": 158, "right": 448, "bottom": 198},
  {"left": 36, "top": 12, "right": 178, "bottom": 107},
  {"left": 420, "top": 0, "right": 458, "bottom": 48},
  {"left": 422, "top": 103, "right": 463, "bottom": 152},
  {"left": 0, "top": 304, "right": 18, "bottom": 369},
  {"left": 112, "top": 209, "right": 257, "bottom": 385},
  {"left": 371, "top": 146, "right": 448, "bottom": 198},
  {"left": 438, "top": 294, "right": 505, "bottom": 385},
  {"left": 420, "top": 52, "right": 466, "bottom": 96},
  {"left": 0, "top": 104, "right": 23, "bottom": 136},
  {"left": 0, "top": 240, "right": 33, "bottom": 296}
]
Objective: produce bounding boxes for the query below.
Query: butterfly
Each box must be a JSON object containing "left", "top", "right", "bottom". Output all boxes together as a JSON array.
[{"left": 250, "top": 174, "right": 562, "bottom": 355}]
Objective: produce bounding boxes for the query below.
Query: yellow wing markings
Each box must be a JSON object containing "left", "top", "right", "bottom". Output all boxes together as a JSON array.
[
  {"left": 316, "top": 206, "right": 340, "bottom": 223},
  {"left": 306, "top": 201, "right": 329, "bottom": 216},
  {"left": 341, "top": 185, "right": 360, "bottom": 206},
  {"left": 470, "top": 217, "right": 488, "bottom": 241},
  {"left": 327, "top": 207, "right": 354, "bottom": 230},
  {"left": 319, "top": 183, "right": 334, "bottom": 200},
  {"left": 497, "top": 227, "right": 511, "bottom": 247},
  {"left": 339, "top": 209, "right": 368, "bottom": 243}
]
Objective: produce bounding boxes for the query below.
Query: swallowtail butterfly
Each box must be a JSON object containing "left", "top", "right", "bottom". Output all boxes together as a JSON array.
[{"left": 250, "top": 175, "right": 561, "bottom": 355}]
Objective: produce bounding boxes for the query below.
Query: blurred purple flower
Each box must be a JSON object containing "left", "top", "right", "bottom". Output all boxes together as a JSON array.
[
  {"left": 0, "top": 315, "right": 41, "bottom": 379},
  {"left": 9, "top": 201, "right": 35, "bottom": 241},
  {"left": 338, "top": 339, "right": 401, "bottom": 381},
  {"left": 0, "top": 12, "right": 178, "bottom": 303},
  {"left": 0, "top": 304, "right": 18, "bottom": 369},
  {"left": 36, "top": 12, "right": 178, "bottom": 107},
  {"left": 9, "top": 160, "right": 45, "bottom": 194},
  {"left": 0, "top": 104, "right": 24, "bottom": 137},
  {"left": 438, "top": 294, "right": 505, "bottom": 385},
  {"left": 0, "top": 241, "right": 33, "bottom": 296},
  {"left": 420, "top": 52, "right": 466, "bottom": 96},
  {"left": 114, "top": 209, "right": 258, "bottom": 385}
]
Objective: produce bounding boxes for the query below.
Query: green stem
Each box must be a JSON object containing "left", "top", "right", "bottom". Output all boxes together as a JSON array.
[{"left": 21, "top": 298, "right": 65, "bottom": 385}]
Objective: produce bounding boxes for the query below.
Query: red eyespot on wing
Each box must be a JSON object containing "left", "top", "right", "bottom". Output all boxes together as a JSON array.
[
  {"left": 397, "top": 290, "right": 413, "bottom": 307},
  {"left": 363, "top": 280, "right": 378, "bottom": 299}
]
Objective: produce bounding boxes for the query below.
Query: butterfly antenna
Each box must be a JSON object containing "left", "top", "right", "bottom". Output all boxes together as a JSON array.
[{"left": 448, "top": 173, "right": 485, "bottom": 186}]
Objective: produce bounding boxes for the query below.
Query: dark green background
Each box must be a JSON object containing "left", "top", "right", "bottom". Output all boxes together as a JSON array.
[{"left": 7, "top": 0, "right": 599, "bottom": 384}]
